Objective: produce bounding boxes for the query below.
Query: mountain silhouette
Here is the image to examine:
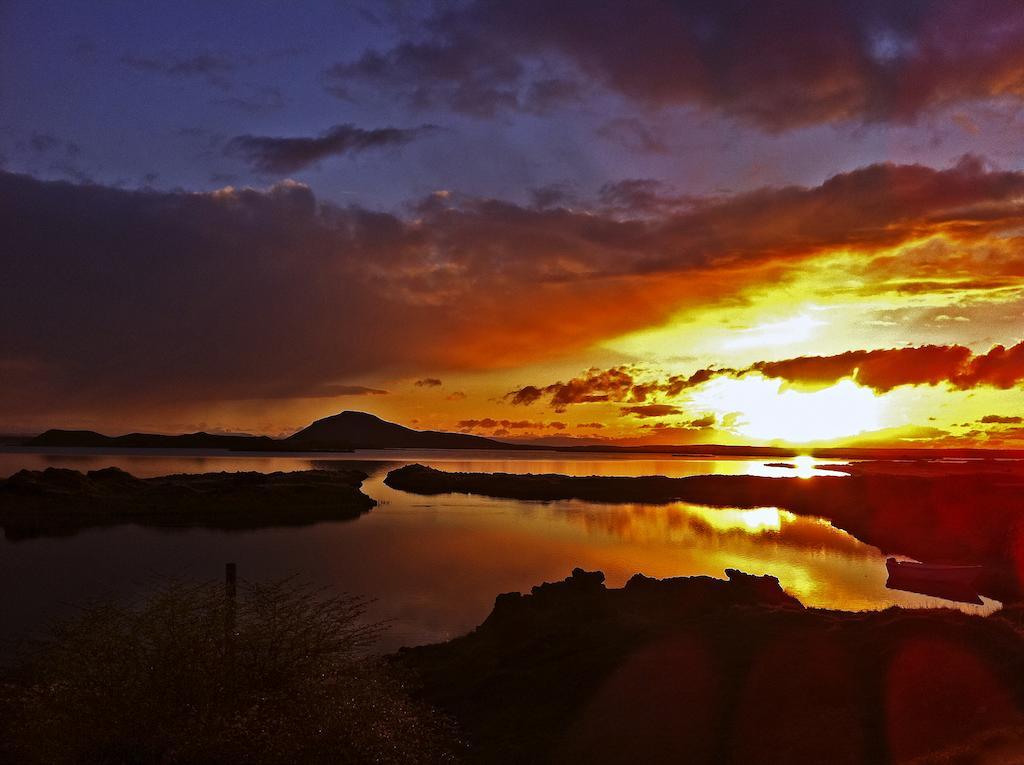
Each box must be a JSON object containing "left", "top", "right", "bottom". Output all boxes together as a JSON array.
[
  {"left": 27, "top": 413, "right": 513, "bottom": 451},
  {"left": 29, "top": 430, "right": 283, "bottom": 451},
  {"left": 287, "top": 411, "right": 510, "bottom": 450}
]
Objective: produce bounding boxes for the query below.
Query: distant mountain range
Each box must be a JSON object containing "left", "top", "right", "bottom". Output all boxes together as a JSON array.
[
  {"left": 28, "top": 429, "right": 288, "bottom": 451},
  {"left": 26, "top": 411, "right": 512, "bottom": 452},
  {"left": 18, "top": 411, "right": 1024, "bottom": 459}
]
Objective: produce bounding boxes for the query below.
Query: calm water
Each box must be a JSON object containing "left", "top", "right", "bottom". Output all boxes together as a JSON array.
[{"left": 0, "top": 448, "right": 999, "bottom": 654}]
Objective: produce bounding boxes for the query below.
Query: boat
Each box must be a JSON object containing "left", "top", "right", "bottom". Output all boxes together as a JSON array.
[
  {"left": 885, "top": 557, "right": 982, "bottom": 585},
  {"left": 885, "top": 557, "right": 984, "bottom": 605}
]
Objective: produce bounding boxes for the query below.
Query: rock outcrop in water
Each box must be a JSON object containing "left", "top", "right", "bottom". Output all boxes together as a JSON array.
[
  {"left": 399, "top": 568, "right": 1024, "bottom": 764},
  {"left": 0, "top": 467, "right": 375, "bottom": 540},
  {"left": 385, "top": 463, "right": 1024, "bottom": 602}
]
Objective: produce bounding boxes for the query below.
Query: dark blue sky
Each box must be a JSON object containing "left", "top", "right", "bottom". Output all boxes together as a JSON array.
[{"left": 6, "top": 0, "right": 1016, "bottom": 213}]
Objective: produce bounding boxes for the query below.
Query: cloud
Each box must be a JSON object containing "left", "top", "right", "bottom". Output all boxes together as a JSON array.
[
  {"left": 0, "top": 172, "right": 451, "bottom": 424},
  {"left": 565, "top": 342, "right": 1024, "bottom": 401},
  {"left": 225, "top": 123, "right": 435, "bottom": 173},
  {"left": 417, "top": 156, "right": 1024, "bottom": 314},
  {"left": 660, "top": 369, "right": 735, "bottom": 396},
  {"left": 980, "top": 415, "right": 1023, "bottom": 424},
  {"left": 308, "top": 384, "right": 388, "bottom": 397},
  {"left": 634, "top": 422, "right": 716, "bottom": 444},
  {"left": 577, "top": 422, "right": 605, "bottom": 429},
  {"left": 120, "top": 52, "right": 234, "bottom": 86},
  {"left": 748, "top": 345, "right": 974, "bottom": 392},
  {"left": 688, "top": 414, "right": 717, "bottom": 428},
  {"left": 595, "top": 118, "right": 669, "bottom": 155},
  {"left": 6, "top": 154, "right": 1024, "bottom": 428},
  {"left": 507, "top": 367, "right": 637, "bottom": 410},
  {"left": 328, "top": 1, "right": 1024, "bottom": 129},
  {"left": 232, "top": 382, "right": 389, "bottom": 400},
  {"left": 597, "top": 179, "right": 693, "bottom": 216},
  {"left": 529, "top": 183, "right": 577, "bottom": 210},
  {"left": 509, "top": 340, "right": 1024, "bottom": 418},
  {"left": 621, "top": 404, "right": 684, "bottom": 418},
  {"left": 748, "top": 342, "right": 1024, "bottom": 392},
  {"left": 214, "top": 87, "right": 286, "bottom": 114},
  {"left": 26, "top": 133, "right": 80, "bottom": 158},
  {"left": 506, "top": 386, "right": 544, "bottom": 406},
  {"left": 458, "top": 418, "right": 566, "bottom": 431},
  {"left": 446, "top": 391, "right": 467, "bottom": 401},
  {"left": 323, "top": 34, "right": 579, "bottom": 117},
  {"left": 507, "top": 365, "right": 736, "bottom": 410},
  {"left": 29, "top": 133, "right": 59, "bottom": 153},
  {"left": 414, "top": 377, "right": 443, "bottom": 387}
]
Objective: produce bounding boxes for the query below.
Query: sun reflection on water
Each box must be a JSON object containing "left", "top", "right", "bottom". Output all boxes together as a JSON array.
[
  {"left": 540, "top": 495, "right": 999, "bottom": 616},
  {"left": 705, "top": 505, "right": 783, "bottom": 533},
  {"left": 793, "top": 455, "right": 816, "bottom": 478}
]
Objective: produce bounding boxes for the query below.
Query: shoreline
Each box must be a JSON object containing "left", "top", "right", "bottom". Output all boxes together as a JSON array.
[{"left": 0, "top": 467, "right": 375, "bottom": 540}]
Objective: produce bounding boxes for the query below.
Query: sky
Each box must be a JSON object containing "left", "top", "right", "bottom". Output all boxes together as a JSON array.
[{"left": 3, "top": 0, "right": 1024, "bottom": 447}]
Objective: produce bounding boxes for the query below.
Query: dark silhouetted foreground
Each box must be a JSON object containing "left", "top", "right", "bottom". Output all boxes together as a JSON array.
[
  {"left": 399, "top": 568, "right": 1024, "bottom": 764},
  {"left": 0, "top": 578, "right": 461, "bottom": 764},
  {"left": 6, "top": 568, "right": 1024, "bottom": 763}
]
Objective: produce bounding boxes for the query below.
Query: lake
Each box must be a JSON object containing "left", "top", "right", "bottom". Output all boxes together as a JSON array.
[{"left": 0, "top": 448, "right": 1000, "bottom": 654}]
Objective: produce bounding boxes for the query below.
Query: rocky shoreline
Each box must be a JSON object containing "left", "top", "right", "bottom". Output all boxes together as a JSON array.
[
  {"left": 0, "top": 467, "right": 375, "bottom": 540},
  {"left": 398, "top": 567, "right": 1024, "bottom": 764}
]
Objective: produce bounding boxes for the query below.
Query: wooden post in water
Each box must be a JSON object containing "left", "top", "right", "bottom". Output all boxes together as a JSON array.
[{"left": 225, "top": 562, "right": 237, "bottom": 658}]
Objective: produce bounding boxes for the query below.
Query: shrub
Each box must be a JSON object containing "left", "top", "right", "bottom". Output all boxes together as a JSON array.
[{"left": 1, "top": 578, "right": 462, "bottom": 763}]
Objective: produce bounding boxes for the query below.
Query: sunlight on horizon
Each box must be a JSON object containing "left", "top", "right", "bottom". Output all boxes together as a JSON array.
[{"left": 689, "top": 376, "right": 885, "bottom": 443}]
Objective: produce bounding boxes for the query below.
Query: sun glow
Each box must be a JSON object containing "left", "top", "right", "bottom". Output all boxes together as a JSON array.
[
  {"left": 792, "top": 455, "right": 816, "bottom": 478},
  {"left": 689, "top": 375, "right": 885, "bottom": 443},
  {"left": 722, "top": 311, "right": 827, "bottom": 350}
]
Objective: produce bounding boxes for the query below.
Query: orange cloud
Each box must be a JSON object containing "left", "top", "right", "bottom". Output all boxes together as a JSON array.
[
  {"left": 750, "top": 342, "right": 1024, "bottom": 392},
  {"left": 458, "top": 418, "right": 566, "bottom": 432},
  {"left": 6, "top": 155, "right": 1024, "bottom": 429},
  {"left": 750, "top": 346, "right": 973, "bottom": 392},
  {"left": 507, "top": 366, "right": 638, "bottom": 410},
  {"left": 510, "top": 342, "right": 1024, "bottom": 420},
  {"left": 621, "top": 404, "right": 684, "bottom": 418}
]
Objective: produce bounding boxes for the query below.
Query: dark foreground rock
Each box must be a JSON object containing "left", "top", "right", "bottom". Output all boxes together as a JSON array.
[
  {"left": 0, "top": 467, "right": 375, "bottom": 539},
  {"left": 385, "top": 463, "right": 1024, "bottom": 602},
  {"left": 398, "top": 568, "right": 1024, "bottom": 765}
]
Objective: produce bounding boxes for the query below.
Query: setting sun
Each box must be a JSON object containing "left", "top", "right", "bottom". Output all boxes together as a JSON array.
[{"left": 688, "top": 376, "right": 884, "bottom": 443}]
